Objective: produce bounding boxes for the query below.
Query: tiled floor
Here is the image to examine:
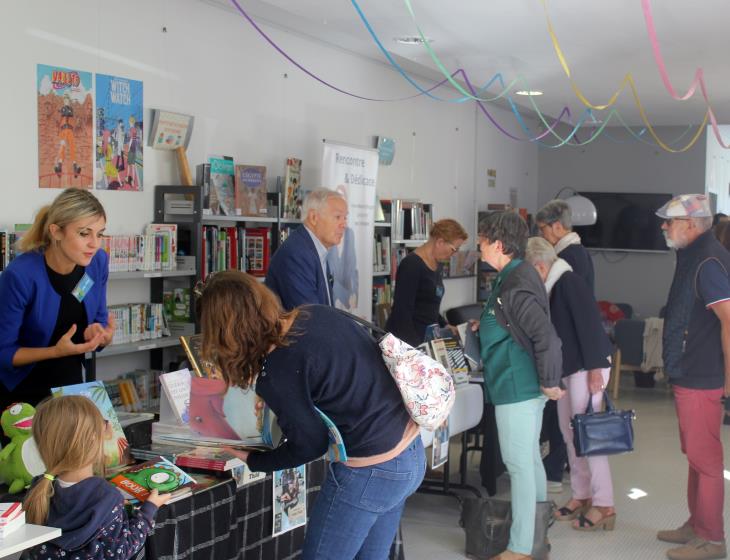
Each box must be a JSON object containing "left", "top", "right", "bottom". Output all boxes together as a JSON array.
[{"left": 402, "top": 378, "right": 730, "bottom": 559}]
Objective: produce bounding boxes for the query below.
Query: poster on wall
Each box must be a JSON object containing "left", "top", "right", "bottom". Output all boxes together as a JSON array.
[
  {"left": 321, "top": 141, "right": 379, "bottom": 321},
  {"left": 148, "top": 109, "right": 194, "bottom": 151},
  {"left": 95, "top": 74, "right": 143, "bottom": 191},
  {"left": 37, "top": 64, "right": 93, "bottom": 189}
]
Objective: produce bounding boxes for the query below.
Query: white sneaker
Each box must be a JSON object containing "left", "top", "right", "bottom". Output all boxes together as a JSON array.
[{"left": 547, "top": 481, "right": 564, "bottom": 494}]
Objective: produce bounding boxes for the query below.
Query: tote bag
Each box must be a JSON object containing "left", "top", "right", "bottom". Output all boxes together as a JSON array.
[{"left": 337, "top": 310, "right": 456, "bottom": 431}]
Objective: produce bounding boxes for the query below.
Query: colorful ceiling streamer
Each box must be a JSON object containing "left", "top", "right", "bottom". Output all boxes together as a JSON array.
[
  {"left": 226, "top": 0, "right": 700, "bottom": 151},
  {"left": 641, "top": 0, "right": 729, "bottom": 149},
  {"left": 540, "top": 0, "right": 709, "bottom": 152}
]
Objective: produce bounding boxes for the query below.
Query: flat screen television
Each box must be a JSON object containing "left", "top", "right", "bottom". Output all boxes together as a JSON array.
[{"left": 573, "top": 192, "right": 672, "bottom": 252}]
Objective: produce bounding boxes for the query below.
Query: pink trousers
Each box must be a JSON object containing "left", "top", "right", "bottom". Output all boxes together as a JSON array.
[
  {"left": 557, "top": 368, "right": 615, "bottom": 507},
  {"left": 674, "top": 385, "right": 725, "bottom": 542}
]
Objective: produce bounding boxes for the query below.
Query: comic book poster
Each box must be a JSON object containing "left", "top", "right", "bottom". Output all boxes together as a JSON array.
[
  {"left": 272, "top": 465, "right": 307, "bottom": 536},
  {"left": 37, "top": 64, "right": 93, "bottom": 189},
  {"left": 95, "top": 74, "right": 143, "bottom": 190}
]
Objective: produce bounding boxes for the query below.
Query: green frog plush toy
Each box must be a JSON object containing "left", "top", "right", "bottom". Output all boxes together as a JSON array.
[{"left": 0, "top": 403, "right": 46, "bottom": 493}]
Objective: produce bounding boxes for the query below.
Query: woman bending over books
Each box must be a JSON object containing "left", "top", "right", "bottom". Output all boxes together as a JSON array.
[
  {"left": 0, "top": 189, "right": 114, "bottom": 413},
  {"left": 196, "top": 270, "right": 425, "bottom": 560},
  {"left": 24, "top": 396, "right": 169, "bottom": 559}
]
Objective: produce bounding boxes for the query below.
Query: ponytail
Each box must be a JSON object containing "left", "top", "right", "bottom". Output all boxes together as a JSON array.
[
  {"left": 19, "top": 205, "right": 52, "bottom": 253},
  {"left": 23, "top": 474, "right": 55, "bottom": 524}
]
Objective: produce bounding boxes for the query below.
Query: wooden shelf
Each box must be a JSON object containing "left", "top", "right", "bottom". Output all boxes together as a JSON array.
[{"left": 108, "top": 269, "right": 196, "bottom": 280}]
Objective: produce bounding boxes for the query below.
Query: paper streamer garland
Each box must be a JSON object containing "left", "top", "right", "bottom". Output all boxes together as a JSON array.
[
  {"left": 227, "top": 0, "right": 701, "bottom": 150},
  {"left": 641, "top": 0, "right": 729, "bottom": 149}
]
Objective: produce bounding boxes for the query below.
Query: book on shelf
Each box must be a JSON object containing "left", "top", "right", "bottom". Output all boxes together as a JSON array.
[
  {"left": 163, "top": 288, "right": 191, "bottom": 323},
  {"left": 243, "top": 227, "right": 270, "bottom": 276},
  {"left": 209, "top": 156, "right": 236, "bottom": 216},
  {"left": 282, "top": 157, "right": 302, "bottom": 219},
  {"left": 145, "top": 223, "right": 178, "bottom": 270},
  {"left": 51, "top": 381, "right": 132, "bottom": 467},
  {"left": 175, "top": 446, "right": 245, "bottom": 472},
  {"left": 109, "top": 456, "right": 196, "bottom": 504},
  {"left": 392, "top": 200, "right": 432, "bottom": 241},
  {"left": 234, "top": 164, "right": 268, "bottom": 217}
]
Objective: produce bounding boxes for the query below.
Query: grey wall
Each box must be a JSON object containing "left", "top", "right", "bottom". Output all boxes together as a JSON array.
[{"left": 538, "top": 127, "right": 707, "bottom": 317}]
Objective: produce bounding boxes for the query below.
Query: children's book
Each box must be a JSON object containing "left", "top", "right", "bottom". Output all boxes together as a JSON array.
[
  {"left": 174, "top": 446, "right": 244, "bottom": 472},
  {"left": 130, "top": 442, "right": 194, "bottom": 463},
  {"left": 154, "top": 340, "right": 282, "bottom": 450},
  {"left": 272, "top": 465, "right": 306, "bottom": 536},
  {"left": 209, "top": 156, "right": 236, "bottom": 216},
  {"left": 234, "top": 164, "right": 268, "bottom": 217},
  {"left": 158, "top": 368, "right": 192, "bottom": 425},
  {"left": 313, "top": 407, "right": 347, "bottom": 463},
  {"left": 109, "top": 456, "right": 196, "bottom": 504},
  {"left": 230, "top": 463, "right": 266, "bottom": 488},
  {"left": 282, "top": 157, "right": 302, "bottom": 219},
  {"left": 51, "top": 381, "right": 132, "bottom": 467}
]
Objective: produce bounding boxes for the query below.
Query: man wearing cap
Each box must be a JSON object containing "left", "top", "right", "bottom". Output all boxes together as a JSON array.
[{"left": 655, "top": 194, "right": 730, "bottom": 560}]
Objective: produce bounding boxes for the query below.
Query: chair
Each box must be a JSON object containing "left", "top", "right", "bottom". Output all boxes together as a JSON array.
[
  {"left": 445, "top": 303, "right": 483, "bottom": 325},
  {"left": 610, "top": 318, "right": 662, "bottom": 399}
]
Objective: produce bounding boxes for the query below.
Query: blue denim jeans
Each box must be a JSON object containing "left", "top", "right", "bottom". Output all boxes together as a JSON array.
[{"left": 302, "top": 436, "right": 426, "bottom": 560}]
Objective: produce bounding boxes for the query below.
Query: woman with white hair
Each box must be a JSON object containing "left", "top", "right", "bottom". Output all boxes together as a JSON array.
[{"left": 525, "top": 237, "right": 616, "bottom": 532}]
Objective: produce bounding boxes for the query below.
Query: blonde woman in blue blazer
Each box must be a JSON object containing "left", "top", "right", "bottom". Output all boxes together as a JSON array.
[{"left": 0, "top": 189, "right": 114, "bottom": 410}]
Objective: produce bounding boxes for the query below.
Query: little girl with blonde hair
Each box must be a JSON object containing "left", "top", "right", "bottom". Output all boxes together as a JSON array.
[{"left": 23, "top": 396, "right": 169, "bottom": 559}]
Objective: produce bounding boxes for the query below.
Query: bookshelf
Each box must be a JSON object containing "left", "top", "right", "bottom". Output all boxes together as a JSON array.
[{"left": 372, "top": 199, "right": 434, "bottom": 326}]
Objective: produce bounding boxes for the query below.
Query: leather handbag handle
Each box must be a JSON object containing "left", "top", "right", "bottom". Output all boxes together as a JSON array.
[{"left": 583, "top": 390, "right": 617, "bottom": 415}]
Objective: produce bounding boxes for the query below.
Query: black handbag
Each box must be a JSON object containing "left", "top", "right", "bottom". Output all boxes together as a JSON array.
[
  {"left": 459, "top": 498, "right": 555, "bottom": 560},
  {"left": 572, "top": 392, "right": 635, "bottom": 457}
]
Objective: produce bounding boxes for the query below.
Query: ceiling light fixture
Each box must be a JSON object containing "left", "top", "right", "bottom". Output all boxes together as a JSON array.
[
  {"left": 394, "top": 36, "right": 432, "bottom": 46},
  {"left": 515, "top": 90, "right": 543, "bottom": 96}
]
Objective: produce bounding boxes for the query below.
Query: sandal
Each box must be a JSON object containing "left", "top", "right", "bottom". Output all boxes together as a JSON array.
[
  {"left": 554, "top": 498, "right": 590, "bottom": 521},
  {"left": 572, "top": 507, "right": 616, "bottom": 531}
]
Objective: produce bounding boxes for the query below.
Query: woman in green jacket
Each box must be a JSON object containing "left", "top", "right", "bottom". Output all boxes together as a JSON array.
[{"left": 477, "top": 211, "right": 564, "bottom": 560}]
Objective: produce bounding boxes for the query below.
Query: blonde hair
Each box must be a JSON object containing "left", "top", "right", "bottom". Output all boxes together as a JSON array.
[
  {"left": 430, "top": 219, "right": 468, "bottom": 243},
  {"left": 20, "top": 189, "right": 106, "bottom": 253},
  {"left": 198, "top": 271, "right": 299, "bottom": 389},
  {"left": 23, "top": 396, "right": 105, "bottom": 525}
]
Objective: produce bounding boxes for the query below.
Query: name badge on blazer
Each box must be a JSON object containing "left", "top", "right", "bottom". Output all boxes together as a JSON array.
[{"left": 71, "top": 273, "right": 94, "bottom": 302}]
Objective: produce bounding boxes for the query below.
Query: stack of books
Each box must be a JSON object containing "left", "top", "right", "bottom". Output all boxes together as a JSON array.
[{"left": 0, "top": 503, "right": 25, "bottom": 538}]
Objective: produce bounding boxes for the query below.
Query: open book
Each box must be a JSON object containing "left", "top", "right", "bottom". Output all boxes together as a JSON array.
[{"left": 109, "top": 456, "right": 195, "bottom": 504}]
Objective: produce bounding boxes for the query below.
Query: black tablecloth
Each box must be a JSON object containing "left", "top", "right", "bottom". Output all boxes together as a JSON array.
[{"left": 138, "top": 459, "right": 405, "bottom": 560}]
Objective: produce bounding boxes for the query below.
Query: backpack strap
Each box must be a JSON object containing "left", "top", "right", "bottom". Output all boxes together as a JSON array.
[{"left": 334, "top": 308, "right": 388, "bottom": 338}]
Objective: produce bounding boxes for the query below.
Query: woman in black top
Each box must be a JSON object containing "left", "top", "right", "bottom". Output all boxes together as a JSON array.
[{"left": 386, "top": 219, "right": 468, "bottom": 346}]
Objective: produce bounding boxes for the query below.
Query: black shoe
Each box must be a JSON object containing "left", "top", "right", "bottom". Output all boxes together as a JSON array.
[
  {"left": 73, "top": 163, "right": 81, "bottom": 178},
  {"left": 54, "top": 162, "right": 62, "bottom": 176}
]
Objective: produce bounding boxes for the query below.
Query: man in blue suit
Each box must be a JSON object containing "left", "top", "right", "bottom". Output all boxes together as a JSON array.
[{"left": 266, "top": 188, "right": 348, "bottom": 310}]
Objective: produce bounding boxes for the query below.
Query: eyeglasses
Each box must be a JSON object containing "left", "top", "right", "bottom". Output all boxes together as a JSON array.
[{"left": 447, "top": 242, "right": 459, "bottom": 254}]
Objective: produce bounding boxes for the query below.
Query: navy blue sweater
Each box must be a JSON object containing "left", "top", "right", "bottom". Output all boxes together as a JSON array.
[
  {"left": 247, "top": 305, "right": 411, "bottom": 473},
  {"left": 558, "top": 244, "right": 595, "bottom": 296},
  {"left": 550, "top": 271, "right": 612, "bottom": 376},
  {"left": 24, "top": 476, "right": 158, "bottom": 560}
]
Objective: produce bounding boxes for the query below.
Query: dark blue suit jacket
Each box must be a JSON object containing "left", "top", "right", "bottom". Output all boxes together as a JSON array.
[{"left": 266, "top": 226, "right": 331, "bottom": 311}]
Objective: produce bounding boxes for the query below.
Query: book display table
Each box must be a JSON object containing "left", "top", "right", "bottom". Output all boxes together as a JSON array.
[{"left": 137, "top": 459, "right": 405, "bottom": 560}]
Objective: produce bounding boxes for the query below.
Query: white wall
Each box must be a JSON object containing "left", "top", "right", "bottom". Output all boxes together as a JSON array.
[
  {"left": 1, "top": 0, "right": 539, "bottom": 376},
  {"left": 538, "top": 126, "right": 707, "bottom": 317},
  {"left": 706, "top": 125, "right": 730, "bottom": 214}
]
